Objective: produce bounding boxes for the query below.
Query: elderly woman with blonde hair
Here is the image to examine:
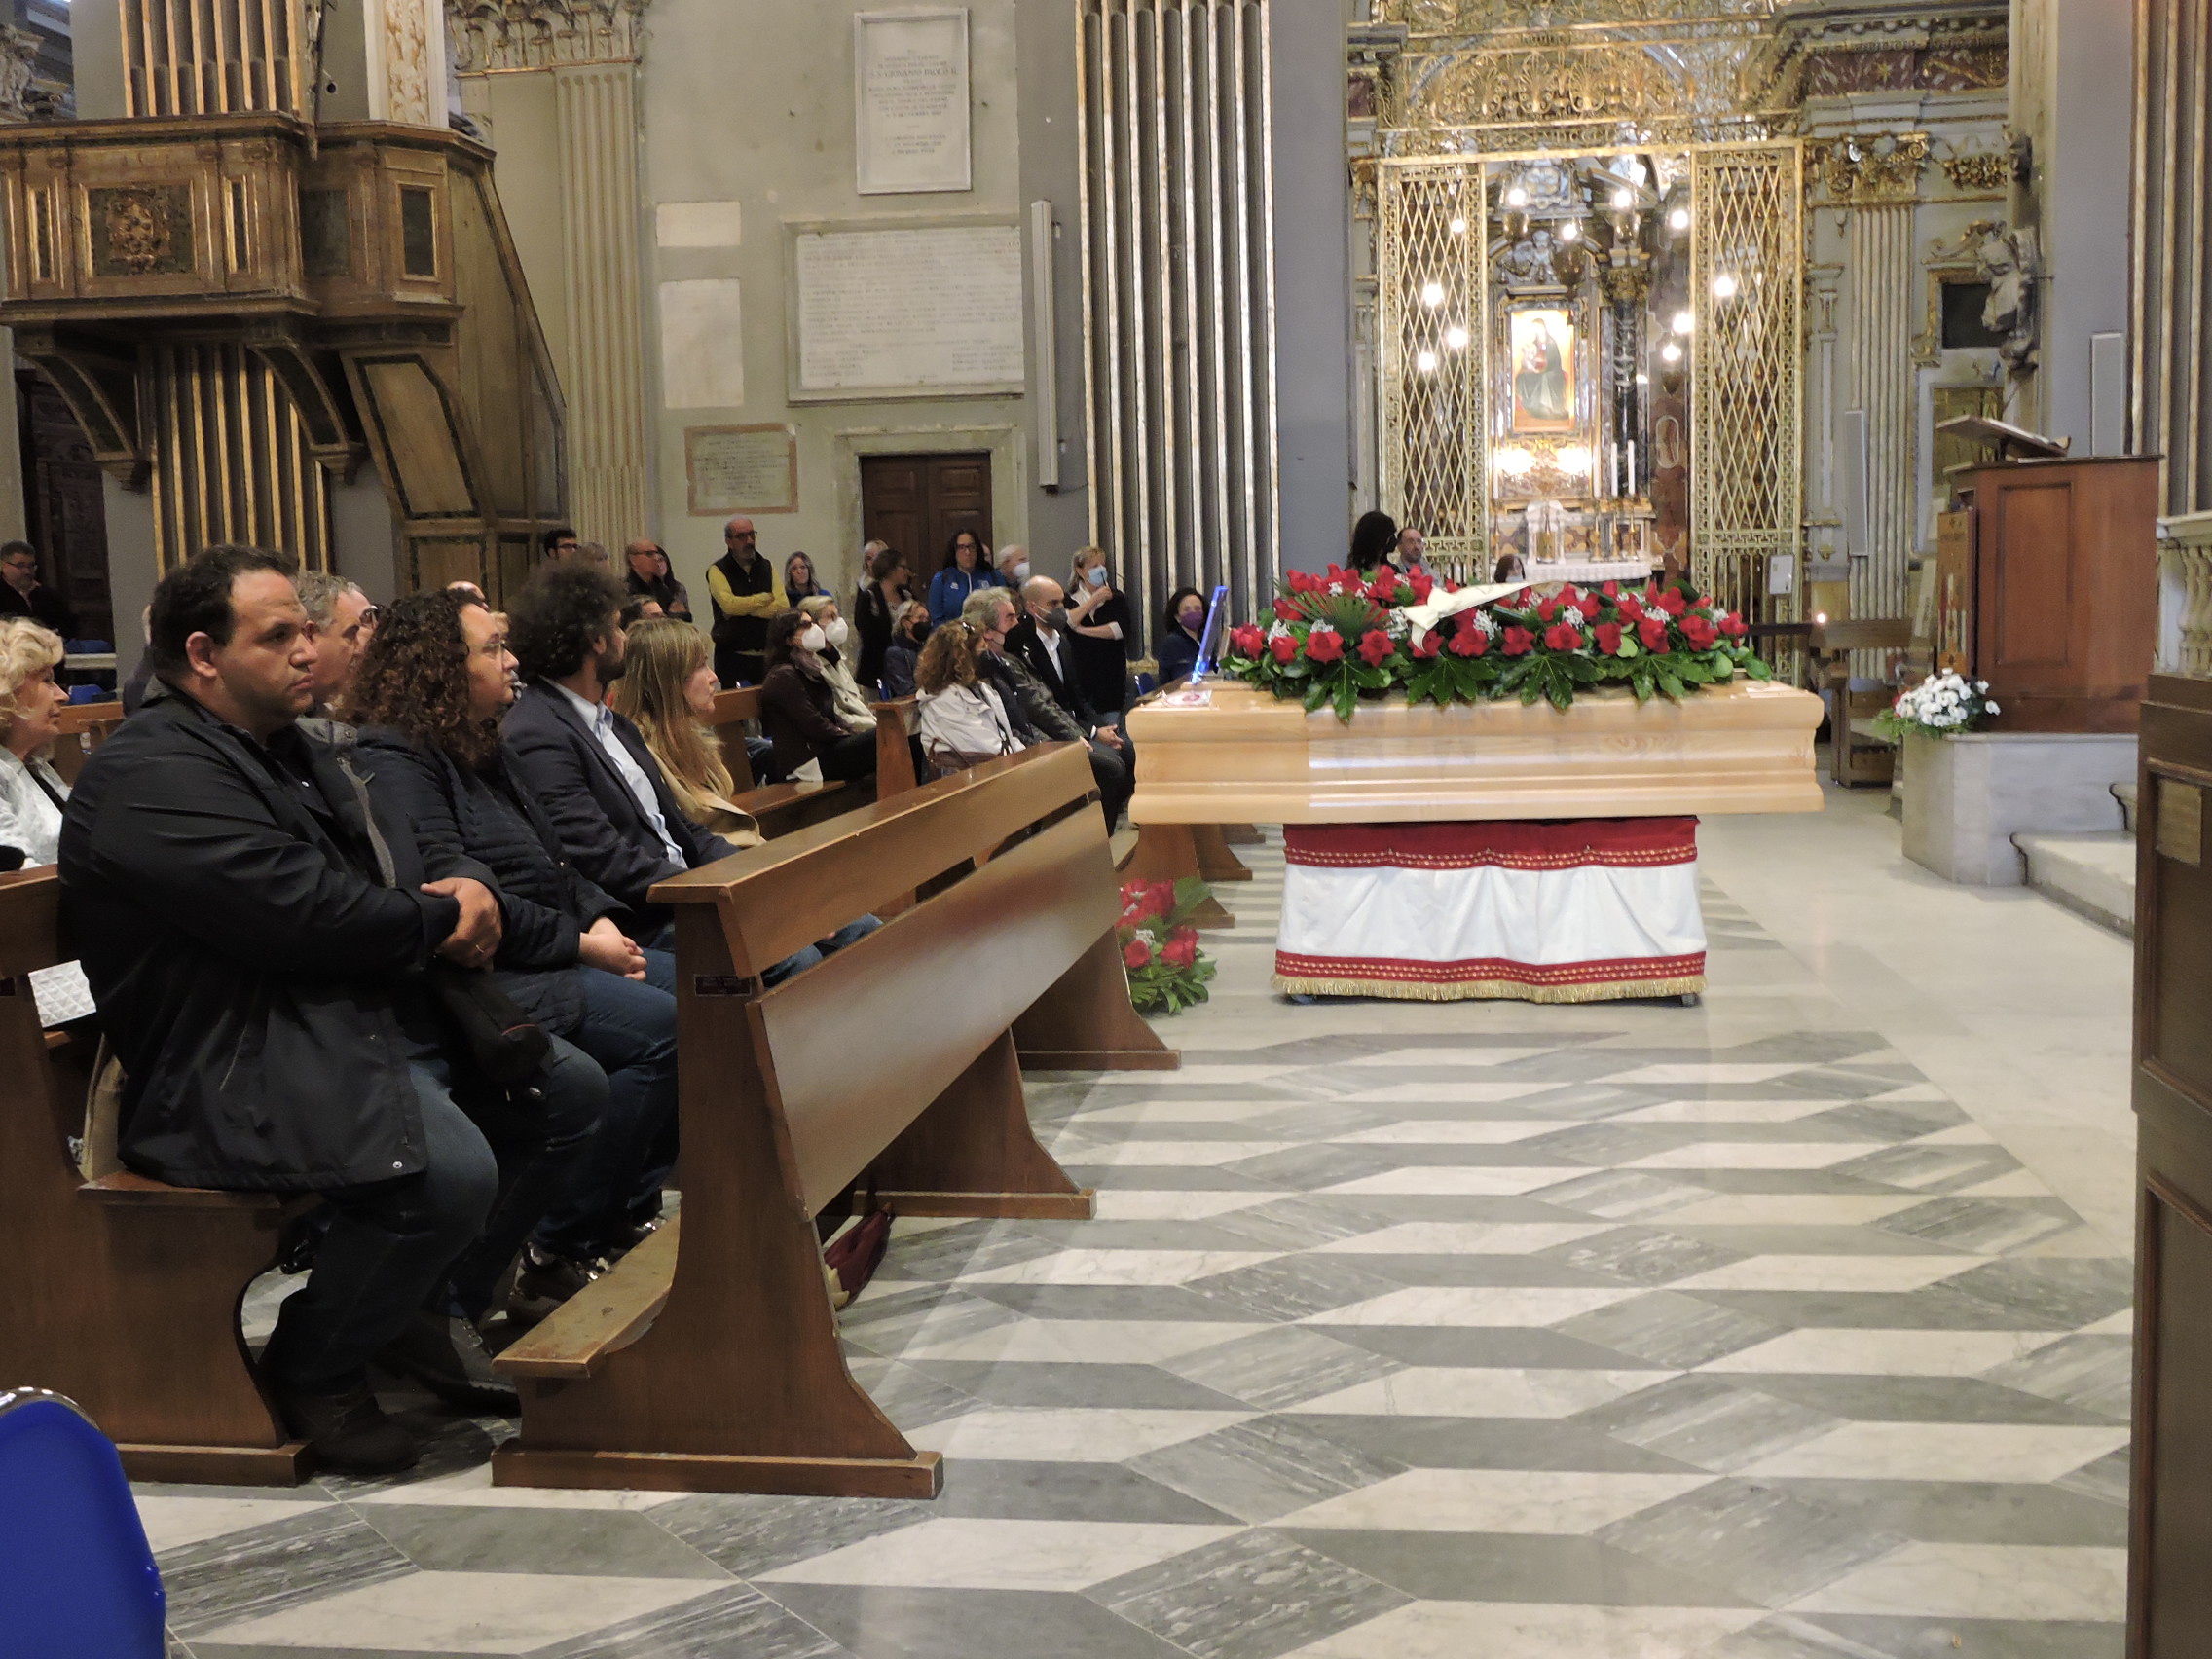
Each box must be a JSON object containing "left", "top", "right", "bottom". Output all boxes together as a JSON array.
[
  {"left": 605, "top": 617, "right": 764, "bottom": 845},
  {"left": 0, "top": 616, "right": 71, "bottom": 864},
  {"left": 0, "top": 616, "right": 92, "bottom": 1024}
]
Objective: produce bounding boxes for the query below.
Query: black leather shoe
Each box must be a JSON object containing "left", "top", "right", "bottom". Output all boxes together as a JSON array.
[
  {"left": 268, "top": 1382, "right": 420, "bottom": 1476},
  {"left": 377, "top": 1311, "right": 519, "bottom": 1414},
  {"left": 507, "top": 1242, "right": 599, "bottom": 1327}
]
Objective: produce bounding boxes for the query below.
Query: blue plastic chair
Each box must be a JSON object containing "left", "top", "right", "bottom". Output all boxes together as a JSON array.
[
  {"left": 66, "top": 683, "right": 105, "bottom": 704},
  {"left": 0, "top": 1388, "right": 166, "bottom": 1659}
]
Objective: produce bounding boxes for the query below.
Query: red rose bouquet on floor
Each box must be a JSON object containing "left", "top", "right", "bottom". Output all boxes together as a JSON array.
[
  {"left": 1118, "top": 878, "right": 1218, "bottom": 1014},
  {"left": 1220, "top": 566, "right": 1769, "bottom": 719}
]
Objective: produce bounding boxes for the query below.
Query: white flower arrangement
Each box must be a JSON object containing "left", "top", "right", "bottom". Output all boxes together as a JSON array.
[{"left": 1875, "top": 670, "right": 1999, "bottom": 740}]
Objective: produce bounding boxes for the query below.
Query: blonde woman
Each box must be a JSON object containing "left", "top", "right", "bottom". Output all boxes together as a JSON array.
[
  {"left": 0, "top": 616, "right": 92, "bottom": 1024},
  {"left": 606, "top": 618, "right": 764, "bottom": 846},
  {"left": 914, "top": 621, "right": 1022, "bottom": 768}
]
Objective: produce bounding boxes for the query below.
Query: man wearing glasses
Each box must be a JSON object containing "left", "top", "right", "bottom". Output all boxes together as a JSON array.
[
  {"left": 295, "top": 569, "right": 379, "bottom": 717},
  {"left": 0, "top": 540, "right": 77, "bottom": 638},
  {"left": 706, "top": 515, "right": 785, "bottom": 688}
]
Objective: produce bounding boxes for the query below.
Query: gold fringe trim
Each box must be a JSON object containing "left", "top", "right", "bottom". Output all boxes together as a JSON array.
[{"left": 1272, "top": 973, "right": 1708, "bottom": 1005}]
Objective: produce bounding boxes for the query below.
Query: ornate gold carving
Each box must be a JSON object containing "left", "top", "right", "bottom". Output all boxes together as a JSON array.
[
  {"left": 89, "top": 186, "right": 194, "bottom": 276},
  {"left": 447, "top": 0, "right": 649, "bottom": 73},
  {"left": 1809, "top": 132, "right": 1928, "bottom": 204},
  {"left": 1376, "top": 0, "right": 1775, "bottom": 33},
  {"left": 1938, "top": 149, "right": 2010, "bottom": 192},
  {"left": 1912, "top": 262, "right": 1979, "bottom": 365},
  {"left": 1928, "top": 219, "right": 2039, "bottom": 372}
]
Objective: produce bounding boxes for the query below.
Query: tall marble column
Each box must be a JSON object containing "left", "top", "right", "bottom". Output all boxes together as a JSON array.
[{"left": 450, "top": 0, "right": 653, "bottom": 549}]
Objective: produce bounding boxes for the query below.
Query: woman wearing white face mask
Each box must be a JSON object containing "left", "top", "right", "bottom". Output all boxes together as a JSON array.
[
  {"left": 795, "top": 595, "right": 878, "bottom": 735},
  {"left": 758, "top": 609, "right": 879, "bottom": 784},
  {"left": 1064, "top": 546, "right": 1133, "bottom": 719}
]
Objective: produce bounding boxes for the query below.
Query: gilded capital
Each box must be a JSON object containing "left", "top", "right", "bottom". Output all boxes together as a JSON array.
[
  {"left": 447, "top": 0, "right": 650, "bottom": 73},
  {"left": 1812, "top": 132, "right": 1928, "bottom": 204}
]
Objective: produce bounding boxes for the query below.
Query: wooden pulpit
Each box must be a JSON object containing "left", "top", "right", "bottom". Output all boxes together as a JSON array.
[{"left": 1948, "top": 454, "right": 2159, "bottom": 732}]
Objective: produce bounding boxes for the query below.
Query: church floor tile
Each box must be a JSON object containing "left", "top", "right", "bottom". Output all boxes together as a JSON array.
[{"left": 151, "top": 803, "right": 2135, "bottom": 1657}]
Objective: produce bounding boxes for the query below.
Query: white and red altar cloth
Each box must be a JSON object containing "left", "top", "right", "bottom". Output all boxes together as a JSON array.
[{"left": 1273, "top": 819, "right": 1706, "bottom": 1003}]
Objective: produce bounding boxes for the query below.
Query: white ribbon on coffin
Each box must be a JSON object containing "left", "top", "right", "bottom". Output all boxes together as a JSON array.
[{"left": 1399, "top": 581, "right": 1528, "bottom": 653}]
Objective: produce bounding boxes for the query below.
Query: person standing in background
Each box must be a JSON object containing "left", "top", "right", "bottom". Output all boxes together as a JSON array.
[
  {"left": 926, "top": 531, "right": 998, "bottom": 626},
  {"left": 1064, "top": 547, "right": 1133, "bottom": 723},
  {"left": 854, "top": 544, "right": 912, "bottom": 695},
  {"left": 0, "top": 541, "right": 77, "bottom": 639},
  {"left": 624, "top": 541, "right": 691, "bottom": 621},
  {"left": 783, "top": 552, "right": 830, "bottom": 608},
  {"left": 995, "top": 544, "right": 1030, "bottom": 589},
  {"left": 706, "top": 516, "right": 784, "bottom": 687}
]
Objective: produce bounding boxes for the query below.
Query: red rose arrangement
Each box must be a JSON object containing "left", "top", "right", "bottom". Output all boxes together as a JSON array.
[
  {"left": 1217, "top": 565, "right": 1770, "bottom": 719},
  {"left": 1117, "top": 878, "right": 1218, "bottom": 1014}
]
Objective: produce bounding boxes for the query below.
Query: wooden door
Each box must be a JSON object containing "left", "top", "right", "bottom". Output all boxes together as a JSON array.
[
  {"left": 2132, "top": 673, "right": 2212, "bottom": 1656},
  {"left": 860, "top": 453, "right": 992, "bottom": 577},
  {"left": 17, "top": 370, "right": 113, "bottom": 645}
]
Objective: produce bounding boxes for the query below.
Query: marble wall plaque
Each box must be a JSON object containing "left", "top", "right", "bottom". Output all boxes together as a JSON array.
[
  {"left": 792, "top": 223, "right": 1022, "bottom": 399},
  {"left": 686, "top": 424, "right": 798, "bottom": 516},
  {"left": 855, "top": 9, "right": 971, "bottom": 195},
  {"left": 660, "top": 278, "right": 745, "bottom": 410}
]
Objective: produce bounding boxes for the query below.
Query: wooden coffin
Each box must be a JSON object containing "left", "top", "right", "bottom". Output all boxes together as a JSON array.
[{"left": 1124, "top": 679, "right": 1825, "bottom": 824}]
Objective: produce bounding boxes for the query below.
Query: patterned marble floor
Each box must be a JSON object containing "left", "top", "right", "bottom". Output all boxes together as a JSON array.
[{"left": 145, "top": 815, "right": 2134, "bottom": 1659}]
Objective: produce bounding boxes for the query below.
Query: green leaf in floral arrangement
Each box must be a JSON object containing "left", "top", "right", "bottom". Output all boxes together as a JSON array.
[
  {"left": 1168, "top": 875, "right": 1213, "bottom": 921},
  {"left": 1333, "top": 673, "right": 1360, "bottom": 723},
  {"left": 1743, "top": 654, "right": 1774, "bottom": 681},
  {"left": 1303, "top": 678, "right": 1331, "bottom": 713},
  {"left": 1674, "top": 658, "right": 1714, "bottom": 684},
  {"left": 1277, "top": 656, "right": 1313, "bottom": 680},
  {"left": 1657, "top": 669, "right": 1686, "bottom": 700},
  {"left": 1564, "top": 655, "right": 1601, "bottom": 684}
]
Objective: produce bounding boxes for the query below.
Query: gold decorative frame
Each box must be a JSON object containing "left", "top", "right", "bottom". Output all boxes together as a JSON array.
[{"left": 1912, "top": 262, "right": 1982, "bottom": 366}]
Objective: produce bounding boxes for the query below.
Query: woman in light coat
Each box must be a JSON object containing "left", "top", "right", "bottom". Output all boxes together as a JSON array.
[{"left": 914, "top": 622, "right": 1023, "bottom": 767}]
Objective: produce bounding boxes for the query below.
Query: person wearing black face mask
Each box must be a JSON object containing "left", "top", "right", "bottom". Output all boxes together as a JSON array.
[{"left": 1006, "top": 576, "right": 1131, "bottom": 772}]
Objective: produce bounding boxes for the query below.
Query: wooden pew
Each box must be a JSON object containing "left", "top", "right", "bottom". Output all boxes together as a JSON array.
[
  {"left": 490, "top": 743, "right": 1175, "bottom": 1497},
  {"left": 48, "top": 702, "right": 126, "bottom": 787},
  {"left": 0, "top": 870, "right": 315, "bottom": 1484},
  {"left": 706, "top": 686, "right": 917, "bottom": 837}
]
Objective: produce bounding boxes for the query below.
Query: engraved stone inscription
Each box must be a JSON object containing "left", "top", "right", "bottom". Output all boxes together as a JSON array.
[
  {"left": 856, "top": 10, "right": 971, "bottom": 195},
  {"left": 794, "top": 224, "right": 1022, "bottom": 395},
  {"left": 686, "top": 424, "right": 798, "bottom": 516}
]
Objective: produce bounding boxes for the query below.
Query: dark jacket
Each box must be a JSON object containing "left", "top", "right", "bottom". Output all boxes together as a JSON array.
[
  {"left": 0, "top": 578, "right": 77, "bottom": 640},
  {"left": 1157, "top": 624, "right": 1202, "bottom": 686},
  {"left": 1069, "top": 590, "right": 1134, "bottom": 712},
  {"left": 979, "top": 651, "right": 1078, "bottom": 747},
  {"left": 501, "top": 680, "right": 737, "bottom": 918},
  {"left": 759, "top": 660, "right": 854, "bottom": 778},
  {"left": 57, "top": 687, "right": 485, "bottom": 1191},
  {"left": 854, "top": 583, "right": 905, "bottom": 694},
  {"left": 355, "top": 728, "right": 623, "bottom": 1036},
  {"left": 882, "top": 636, "right": 922, "bottom": 699},
  {"left": 1006, "top": 618, "right": 1102, "bottom": 731}
]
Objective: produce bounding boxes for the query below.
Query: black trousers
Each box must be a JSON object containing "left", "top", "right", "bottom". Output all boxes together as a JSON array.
[{"left": 819, "top": 730, "right": 878, "bottom": 783}]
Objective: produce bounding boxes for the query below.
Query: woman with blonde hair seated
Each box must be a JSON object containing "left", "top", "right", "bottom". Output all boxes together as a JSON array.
[
  {"left": 0, "top": 617, "right": 93, "bottom": 1023},
  {"left": 914, "top": 621, "right": 1023, "bottom": 769},
  {"left": 606, "top": 617, "right": 764, "bottom": 845}
]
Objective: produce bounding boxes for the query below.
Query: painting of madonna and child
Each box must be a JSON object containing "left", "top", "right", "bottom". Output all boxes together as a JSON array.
[{"left": 1508, "top": 306, "right": 1576, "bottom": 435}]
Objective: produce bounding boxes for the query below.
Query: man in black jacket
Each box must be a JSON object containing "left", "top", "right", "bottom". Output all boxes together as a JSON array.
[
  {"left": 58, "top": 546, "right": 563, "bottom": 1474},
  {"left": 964, "top": 587, "right": 1131, "bottom": 830}
]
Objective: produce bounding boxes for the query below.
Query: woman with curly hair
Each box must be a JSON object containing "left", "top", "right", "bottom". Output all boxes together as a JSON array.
[
  {"left": 345, "top": 591, "right": 680, "bottom": 1319},
  {"left": 607, "top": 616, "right": 763, "bottom": 844},
  {"left": 914, "top": 621, "right": 1022, "bottom": 766}
]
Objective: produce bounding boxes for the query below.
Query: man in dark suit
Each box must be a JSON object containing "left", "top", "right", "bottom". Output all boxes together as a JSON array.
[
  {"left": 59, "top": 545, "right": 595, "bottom": 1473},
  {"left": 502, "top": 563, "right": 872, "bottom": 976},
  {"left": 988, "top": 581, "right": 1133, "bottom": 830},
  {"left": 501, "top": 564, "right": 737, "bottom": 936},
  {"left": 0, "top": 540, "right": 77, "bottom": 638}
]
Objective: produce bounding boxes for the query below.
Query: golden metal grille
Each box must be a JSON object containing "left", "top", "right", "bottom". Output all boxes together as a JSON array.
[
  {"left": 1377, "top": 159, "right": 1488, "bottom": 583},
  {"left": 1689, "top": 141, "right": 1800, "bottom": 629},
  {"left": 149, "top": 342, "right": 332, "bottom": 571},
  {"left": 120, "top": 0, "right": 307, "bottom": 118}
]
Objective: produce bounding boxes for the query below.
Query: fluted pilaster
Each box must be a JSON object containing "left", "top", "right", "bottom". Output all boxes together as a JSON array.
[
  {"left": 1849, "top": 202, "right": 1916, "bottom": 625},
  {"left": 554, "top": 59, "right": 649, "bottom": 548}
]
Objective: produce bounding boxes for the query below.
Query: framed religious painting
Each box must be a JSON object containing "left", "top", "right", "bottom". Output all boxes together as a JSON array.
[{"left": 1507, "top": 305, "right": 1576, "bottom": 435}]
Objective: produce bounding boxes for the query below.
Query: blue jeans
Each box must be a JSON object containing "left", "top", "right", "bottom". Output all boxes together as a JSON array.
[
  {"left": 261, "top": 1042, "right": 602, "bottom": 1389},
  {"left": 534, "top": 950, "right": 680, "bottom": 1260}
]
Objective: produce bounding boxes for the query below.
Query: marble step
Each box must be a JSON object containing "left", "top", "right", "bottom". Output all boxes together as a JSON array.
[{"left": 2014, "top": 830, "right": 2136, "bottom": 937}]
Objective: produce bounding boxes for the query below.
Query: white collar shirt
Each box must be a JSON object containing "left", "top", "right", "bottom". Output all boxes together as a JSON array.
[{"left": 553, "top": 681, "right": 686, "bottom": 866}]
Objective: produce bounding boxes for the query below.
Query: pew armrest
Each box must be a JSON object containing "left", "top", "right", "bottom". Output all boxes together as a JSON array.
[
  {"left": 79, "top": 1171, "right": 293, "bottom": 1210},
  {"left": 495, "top": 1217, "right": 681, "bottom": 1380}
]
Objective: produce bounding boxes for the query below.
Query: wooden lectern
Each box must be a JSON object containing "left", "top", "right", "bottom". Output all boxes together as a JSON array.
[{"left": 1943, "top": 449, "right": 2158, "bottom": 732}]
